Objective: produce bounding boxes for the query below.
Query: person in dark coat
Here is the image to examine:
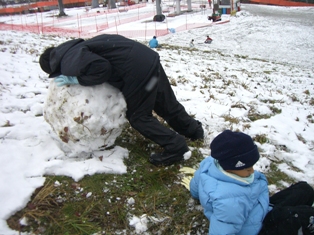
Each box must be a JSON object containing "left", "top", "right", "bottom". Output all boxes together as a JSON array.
[{"left": 39, "top": 34, "right": 204, "bottom": 166}]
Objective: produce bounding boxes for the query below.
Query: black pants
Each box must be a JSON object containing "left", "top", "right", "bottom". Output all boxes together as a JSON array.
[
  {"left": 126, "top": 64, "right": 200, "bottom": 153},
  {"left": 259, "top": 181, "right": 314, "bottom": 235}
]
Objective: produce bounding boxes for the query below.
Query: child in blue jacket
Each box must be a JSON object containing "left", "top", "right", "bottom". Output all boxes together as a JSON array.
[
  {"left": 182, "top": 130, "right": 314, "bottom": 235},
  {"left": 149, "top": 36, "right": 159, "bottom": 48}
]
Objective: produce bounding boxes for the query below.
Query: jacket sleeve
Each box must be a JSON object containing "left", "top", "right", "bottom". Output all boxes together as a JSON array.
[
  {"left": 207, "top": 197, "right": 246, "bottom": 235},
  {"left": 61, "top": 46, "right": 112, "bottom": 86},
  {"left": 190, "top": 158, "right": 211, "bottom": 200},
  {"left": 189, "top": 169, "right": 201, "bottom": 199}
]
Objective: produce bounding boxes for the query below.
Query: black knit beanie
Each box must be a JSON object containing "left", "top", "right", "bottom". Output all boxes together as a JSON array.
[
  {"left": 210, "top": 130, "right": 260, "bottom": 170},
  {"left": 39, "top": 47, "right": 55, "bottom": 76}
]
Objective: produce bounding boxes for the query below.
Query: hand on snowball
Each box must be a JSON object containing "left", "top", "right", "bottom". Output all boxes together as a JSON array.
[{"left": 54, "top": 75, "right": 79, "bottom": 87}]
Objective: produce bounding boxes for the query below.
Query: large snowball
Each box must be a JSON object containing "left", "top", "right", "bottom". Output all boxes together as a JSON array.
[{"left": 44, "top": 81, "right": 127, "bottom": 154}]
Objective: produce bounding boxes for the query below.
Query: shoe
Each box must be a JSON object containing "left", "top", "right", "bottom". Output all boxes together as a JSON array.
[
  {"left": 189, "top": 121, "right": 204, "bottom": 141},
  {"left": 308, "top": 216, "right": 314, "bottom": 233},
  {"left": 149, "top": 150, "right": 187, "bottom": 166}
]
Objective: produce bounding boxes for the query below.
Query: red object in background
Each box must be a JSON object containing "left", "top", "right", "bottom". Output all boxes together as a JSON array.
[
  {"left": 236, "top": 1, "right": 241, "bottom": 11},
  {"left": 208, "top": 0, "right": 212, "bottom": 8}
]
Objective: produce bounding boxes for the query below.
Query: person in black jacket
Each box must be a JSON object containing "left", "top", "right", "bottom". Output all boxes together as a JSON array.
[{"left": 39, "top": 34, "right": 204, "bottom": 166}]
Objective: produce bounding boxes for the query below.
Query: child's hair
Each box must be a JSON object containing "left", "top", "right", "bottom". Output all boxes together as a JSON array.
[{"left": 210, "top": 130, "right": 260, "bottom": 170}]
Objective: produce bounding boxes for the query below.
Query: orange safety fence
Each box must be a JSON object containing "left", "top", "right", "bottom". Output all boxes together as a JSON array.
[
  {"left": 249, "top": 0, "right": 314, "bottom": 6},
  {"left": 0, "top": 5, "right": 29, "bottom": 14},
  {"left": 0, "top": 22, "right": 173, "bottom": 39},
  {"left": 0, "top": 3, "right": 218, "bottom": 40},
  {"left": 0, "top": 1, "right": 146, "bottom": 15},
  {"left": 0, "top": 13, "right": 215, "bottom": 39},
  {"left": 87, "top": 20, "right": 222, "bottom": 39},
  {"left": 83, "top": 28, "right": 170, "bottom": 39},
  {"left": 37, "top": 3, "right": 148, "bottom": 29},
  {"left": 0, "top": 3, "right": 149, "bottom": 34}
]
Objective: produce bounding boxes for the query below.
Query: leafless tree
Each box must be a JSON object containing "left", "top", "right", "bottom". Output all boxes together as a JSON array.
[
  {"left": 91, "top": 0, "right": 99, "bottom": 8},
  {"left": 108, "top": 0, "right": 116, "bottom": 9},
  {"left": 57, "top": 0, "right": 66, "bottom": 16}
]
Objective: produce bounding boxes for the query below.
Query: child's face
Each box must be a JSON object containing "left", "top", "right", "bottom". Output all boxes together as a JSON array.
[{"left": 226, "top": 167, "right": 254, "bottom": 177}]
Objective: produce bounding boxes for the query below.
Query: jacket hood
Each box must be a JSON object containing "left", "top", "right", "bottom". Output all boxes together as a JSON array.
[{"left": 49, "top": 38, "right": 85, "bottom": 78}]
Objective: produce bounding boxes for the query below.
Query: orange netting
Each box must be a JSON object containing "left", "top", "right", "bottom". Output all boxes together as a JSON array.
[{"left": 0, "top": 3, "right": 217, "bottom": 39}]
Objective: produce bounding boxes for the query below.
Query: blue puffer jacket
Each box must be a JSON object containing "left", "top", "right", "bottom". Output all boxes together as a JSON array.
[
  {"left": 190, "top": 157, "right": 272, "bottom": 235},
  {"left": 149, "top": 38, "right": 159, "bottom": 48}
]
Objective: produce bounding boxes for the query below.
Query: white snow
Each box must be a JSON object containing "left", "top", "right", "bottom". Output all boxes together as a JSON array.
[
  {"left": 129, "top": 214, "right": 149, "bottom": 234},
  {"left": 0, "top": 3, "right": 314, "bottom": 234}
]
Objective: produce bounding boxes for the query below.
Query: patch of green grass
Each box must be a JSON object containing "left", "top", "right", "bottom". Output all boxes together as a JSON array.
[
  {"left": 234, "top": 54, "right": 248, "bottom": 59},
  {"left": 221, "top": 114, "right": 241, "bottom": 124},
  {"left": 248, "top": 113, "right": 272, "bottom": 122},
  {"left": 260, "top": 99, "right": 284, "bottom": 104},
  {"left": 7, "top": 125, "right": 208, "bottom": 235},
  {"left": 241, "top": 82, "right": 249, "bottom": 89},
  {"left": 223, "top": 79, "right": 232, "bottom": 86},
  {"left": 306, "top": 114, "right": 314, "bottom": 123},
  {"left": 263, "top": 71, "right": 272, "bottom": 74},
  {"left": 242, "top": 123, "right": 251, "bottom": 130},
  {"left": 1, "top": 120, "right": 13, "bottom": 127},
  {"left": 269, "top": 106, "right": 282, "bottom": 114},
  {"left": 265, "top": 163, "right": 296, "bottom": 193},
  {"left": 289, "top": 94, "right": 299, "bottom": 102},
  {"left": 296, "top": 133, "right": 306, "bottom": 144},
  {"left": 304, "top": 90, "right": 310, "bottom": 95},
  {"left": 247, "top": 103, "right": 283, "bottom": 121},
  {"left": 169, "top": 77, "right": 177, "bottom": 86},
  {"left": 253, "top": 134, "right": 268, "bottom": 144},
  {"left": 231, "top": 103, "right": 247, "bottom": 110}
]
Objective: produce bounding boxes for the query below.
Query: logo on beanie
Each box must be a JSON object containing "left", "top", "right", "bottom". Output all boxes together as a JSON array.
[{"left": 235, "top": 161, "right": 246, "bottom": 168}]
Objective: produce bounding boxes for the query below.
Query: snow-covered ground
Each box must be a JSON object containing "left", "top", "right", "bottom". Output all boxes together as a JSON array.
[{"left": 0, "top": 3, "right": 314, "bottom": 234}]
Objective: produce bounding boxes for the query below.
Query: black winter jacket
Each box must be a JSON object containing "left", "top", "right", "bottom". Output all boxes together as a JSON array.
[{"left": 49, "top": 34, "right": 160, "bottom": 99}]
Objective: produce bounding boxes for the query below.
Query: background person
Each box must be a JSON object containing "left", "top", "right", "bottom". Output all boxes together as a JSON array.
[
  {"left": 189, "top": 39, "right": 194, "bottom": 47},
  {"left": 149, "top": 36, "right": 160, "bottom": 48},
  {"left": 204, "top": 35, "right": 213, "bottom": 44},
  {"left": 208, "top": 0, "right": 212, "bottom": 8}
]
